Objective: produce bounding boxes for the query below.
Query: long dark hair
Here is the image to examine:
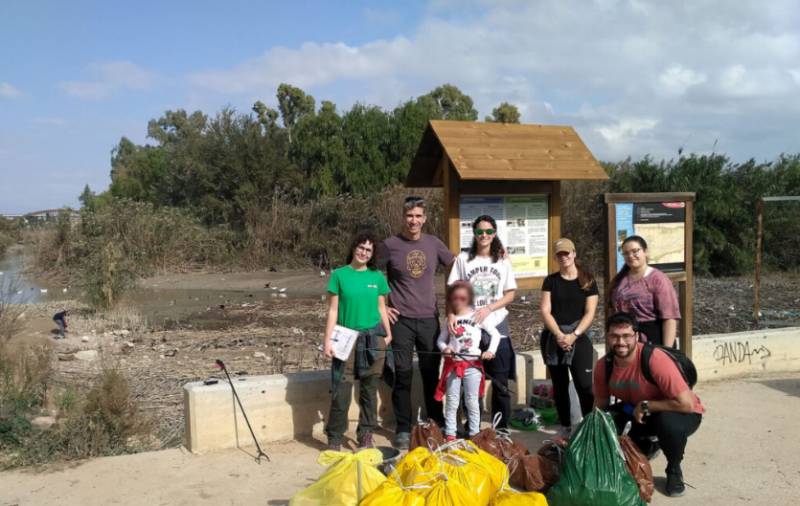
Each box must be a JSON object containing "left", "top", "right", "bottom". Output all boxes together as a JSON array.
[
  {"left": 609, "top": 235, "right": 648, "bottom": 294},
  {"left": 345, "top": 231, "right": 378, "bottom": 270},
  {"left": 574, "top": 258, "right": 595, "bottom": 292},
  {"left": 468, "top": 215, "right": 505, "bottom": 263}
]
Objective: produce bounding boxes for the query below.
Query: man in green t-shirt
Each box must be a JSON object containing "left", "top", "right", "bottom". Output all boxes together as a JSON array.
[{"left": 323, "top": 232, "right": 393, "bottom": 450}]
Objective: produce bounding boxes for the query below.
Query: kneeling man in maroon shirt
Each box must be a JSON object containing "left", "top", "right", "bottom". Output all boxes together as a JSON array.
[{"left": 594, "top": 312, "right": 704, "bottom": 497}]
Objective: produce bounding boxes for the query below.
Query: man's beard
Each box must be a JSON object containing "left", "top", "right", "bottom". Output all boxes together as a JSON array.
[{"left": 613, "top": 344, "right": 636, "bottom": 359}]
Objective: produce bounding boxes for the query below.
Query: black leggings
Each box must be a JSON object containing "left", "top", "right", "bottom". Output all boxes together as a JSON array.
[{"left": 543, "top": 335, "right": 594, "bottom": 427}]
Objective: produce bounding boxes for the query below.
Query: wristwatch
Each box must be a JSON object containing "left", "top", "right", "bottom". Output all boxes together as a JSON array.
[{"left": 641, "top": 400, "right": 650, "bottom": 416}]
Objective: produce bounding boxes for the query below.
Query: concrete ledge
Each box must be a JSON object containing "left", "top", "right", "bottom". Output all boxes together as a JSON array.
[
  {"left": 185, "top": 327, "right": 800, "bottom": 453},
  {"left": 692, "top": 327, "right": 800, "bottom": 380}
]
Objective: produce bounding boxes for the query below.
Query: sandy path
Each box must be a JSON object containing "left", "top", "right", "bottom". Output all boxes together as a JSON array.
[{"left": 2, "top": 373, "right": 798, "bottom": 505}]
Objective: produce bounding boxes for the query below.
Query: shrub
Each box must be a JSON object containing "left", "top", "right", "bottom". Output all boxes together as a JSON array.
[{"left": 3, "top": 369, "right": 154, "bottom": 468}]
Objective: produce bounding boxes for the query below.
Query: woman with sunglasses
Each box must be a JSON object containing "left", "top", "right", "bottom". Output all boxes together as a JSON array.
[
  {"left": 435, "top": 281, "right": 502, "bottom": 441},
  {"left": 447, "top": 214, "right": 517, "bottom": 428},
  {"left": 609, "top": 235, "right": 680, "bottom": 347},
  {"left": 323, "top": 231, "right": 393, "bottom": 450},
  {"left": 540, "top": 238, "right": 598, "bottom": 437}
]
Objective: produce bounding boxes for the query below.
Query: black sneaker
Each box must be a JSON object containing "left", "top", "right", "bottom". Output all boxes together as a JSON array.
[
  {"left": 666, "top": 469, "right": 686, "bottom": 497},
  {"left": 358, "top": 432, "right": 374, "bottom": 449},
  {"left": 393, "top": 431, "right": 410, "bottom": 450}
]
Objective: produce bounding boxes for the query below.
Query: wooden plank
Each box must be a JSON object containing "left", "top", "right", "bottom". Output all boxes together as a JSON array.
[
  {"left": 442, "top": 158, "right": 460, "bottom": 256},
  {"left": 459, "top": 180, "right": 556, "bottom": 195},
  {"left": 681, "top": 199, "right": 694, "bottom": 358},
  {"left": 449, "top": 146, "right": 594, "bottom": 157},
  {"left": 516, "top": 277, "right": 545, "bottom": 290},
  {"left": 754, "top": 198, "right": 763, "bottom": 323},
  {"left": 548, "top": 182, "right": 561, "bottom": 275},
  {"left": 604, "top": 201, "right": 617, "bottom": 324},
  {"left": 604, "top": 192, "right": 696, "bottom": 203},
  {"left": 457, "top": 168, "right": 607, "bottom": 181},
  {"left": 441, "top": 137, "right": 588, "bottom": 150}
]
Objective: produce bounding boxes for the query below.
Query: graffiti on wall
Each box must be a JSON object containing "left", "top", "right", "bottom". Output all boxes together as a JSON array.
[{"left": 713, "top": 340, "right": 772, "bottom": 366}]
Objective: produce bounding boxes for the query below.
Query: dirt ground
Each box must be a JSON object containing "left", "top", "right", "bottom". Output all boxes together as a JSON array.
[
  {"left": 1, "top": 372, "right": 798, "bottom": 506},
  {"left": 8, "top": 269, "right": 799, "bottom": 449}
]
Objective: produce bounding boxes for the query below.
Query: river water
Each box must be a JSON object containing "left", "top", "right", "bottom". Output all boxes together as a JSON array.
[
  {"left": 0, "top": 246, "right": 61, "bottom": 304},
  {"left": 0, "top": 246, "right": 312, "bottom": 328}
]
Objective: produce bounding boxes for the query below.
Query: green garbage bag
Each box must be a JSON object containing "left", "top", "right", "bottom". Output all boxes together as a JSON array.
[{"left": 547, "top": 409, "right": 645, "bottom": 506}]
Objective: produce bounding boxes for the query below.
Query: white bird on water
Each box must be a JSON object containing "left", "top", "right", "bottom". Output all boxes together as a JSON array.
[
  {"left": 62, "top": 287, "right": 68, "bottom": 293},
  {"left": 40, "top": 288, "right": 48, "bottom": 294},
  {"left": 278, "top": 287, "right": 287, "bottom": 293}
]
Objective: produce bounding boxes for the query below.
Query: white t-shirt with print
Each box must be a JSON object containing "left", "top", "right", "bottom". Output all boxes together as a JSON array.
[
  {"left": 448, "top": 252, "right": 517, "bottom": 324},
  {"left": 437, "top": 310, "right": 503, "bottom": 358}
]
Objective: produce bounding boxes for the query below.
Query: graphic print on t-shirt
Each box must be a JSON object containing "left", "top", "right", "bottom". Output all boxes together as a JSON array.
[
  {"left": 465, "top": 264, "right": 502, "bottom": 308},
  {"left": 406, "top": 249, "right": 427, "bottom": 278},
  {"left": 452, "top": 316, "right": 480, "bottom": 353}
]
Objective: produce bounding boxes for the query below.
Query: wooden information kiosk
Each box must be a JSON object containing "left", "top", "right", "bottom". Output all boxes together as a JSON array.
[
  {"left": 604, "top": 192, "right": 696, "bottom": 357},
  {"left": 408, "top": 120, "right": 608, "bottom": 289}
]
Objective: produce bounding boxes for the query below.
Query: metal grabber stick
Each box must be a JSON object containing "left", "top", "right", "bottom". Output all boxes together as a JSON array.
[{"left": 215, "top": 359, "right": 270, "bottom": 463}]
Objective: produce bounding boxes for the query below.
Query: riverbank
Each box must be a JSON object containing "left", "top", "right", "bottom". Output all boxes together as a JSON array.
[{"left": 5, "top": 264, "right": 799, "bottom": 459}]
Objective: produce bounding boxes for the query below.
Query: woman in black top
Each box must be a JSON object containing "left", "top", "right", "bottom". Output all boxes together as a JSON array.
[{"left": 540, "top": 238, "right": 599, "bottom": 436}]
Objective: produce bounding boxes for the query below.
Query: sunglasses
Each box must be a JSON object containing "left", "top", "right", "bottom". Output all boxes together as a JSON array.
[{"left": 474, "top": 228, "right": 495, "bottom": 236}]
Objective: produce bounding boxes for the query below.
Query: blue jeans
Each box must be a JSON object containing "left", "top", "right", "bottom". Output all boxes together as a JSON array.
[{"left": 444, "top": 366, "right": 482, "bottom": 437}]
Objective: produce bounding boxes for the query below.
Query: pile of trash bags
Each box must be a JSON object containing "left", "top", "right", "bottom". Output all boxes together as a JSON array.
[
  {"left": 291, "top": 440, "right": 548, "bottom": 505},
  {"left": 291, "top": 409, "right": 652, "bottom": 505}
]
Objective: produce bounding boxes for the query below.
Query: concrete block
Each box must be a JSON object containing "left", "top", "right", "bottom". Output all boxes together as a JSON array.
[
  {"left": 692, "top": 327, "right": 800, "bottom": 381},
  {"left": 184, "top": 327, "right": 800, "bottom": 453},
  {"left": 184, "top": 366, "right": 425, "bottom": 453}
]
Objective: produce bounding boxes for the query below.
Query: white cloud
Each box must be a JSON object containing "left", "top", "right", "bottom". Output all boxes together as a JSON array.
[
  {"left": 185, "top": 0, "right": 800, "bottom": 160},
  {"left": 0, "top": 82, "right": 23, "bottom": 99},
  {"left": 59, "top": 61, "right": 155, "bottom": 100},
  {"left": 657, "top": 65, "right": 707, "bottom": 96}
]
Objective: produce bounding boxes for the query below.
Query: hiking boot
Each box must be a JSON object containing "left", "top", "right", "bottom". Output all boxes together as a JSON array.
[
  {"left": 666, "top": 468, "right": 686, "bottom": 497},
  {"left": 358, "top": 432, "right": 374, "bottom": 449},
  {"left": 393, "top": 431, "right": 410, "bottom": 450}
]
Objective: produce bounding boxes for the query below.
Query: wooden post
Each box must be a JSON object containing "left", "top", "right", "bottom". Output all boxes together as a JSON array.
[
  {"left": 604, "top": 201, "right": 618, "bottom": 325},
  {"left": 680, "top": 199, "right": 694, "bottom": 358},
  {"left": 547, "top": 181, "right": 562, "bottom": 275},
  {"left": 754, "top": 198, "right": 763, "bottom": 323},
  {"left": 442, "top": 158, "right": 460, "bottom": 253}
]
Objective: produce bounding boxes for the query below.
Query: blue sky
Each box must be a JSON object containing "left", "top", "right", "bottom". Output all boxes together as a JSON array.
[{"left": 2, "top": 0, "right": 800, "bottom": 213}]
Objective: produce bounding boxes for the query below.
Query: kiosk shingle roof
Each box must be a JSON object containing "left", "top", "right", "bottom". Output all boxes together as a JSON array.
[{"left": 407, "top": 120, "right": 608, "bottom": 186}]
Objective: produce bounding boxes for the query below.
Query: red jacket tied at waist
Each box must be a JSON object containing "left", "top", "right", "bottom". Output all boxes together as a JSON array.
[{"left": 434, "top": 357, "right": 485, "bottom": 402}]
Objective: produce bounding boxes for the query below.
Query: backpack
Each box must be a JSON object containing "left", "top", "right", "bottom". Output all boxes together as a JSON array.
[{"left": 605, "top": 342, "right": 697, "bottom": 389}]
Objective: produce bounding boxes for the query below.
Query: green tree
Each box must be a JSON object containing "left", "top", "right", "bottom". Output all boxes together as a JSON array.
[
  {"left": 79, "top": 184, "right": 96, "bottom": 211},
  {"left": 421, "top": 84, "right": 478, "bottom": 121},
  {"left": 341, "top": 103, "right": 394, "bottom": 194},
  {"left": 486, "top": 102, "right": 521, "bottom": 123},
  {"left": 252, "top": 100, "right": 280, "bottom": 131},
  {"left": 291, "top": 101, "right": 347, "bottom": 197},
  {"left": 276, "top": 83, "right": 315, "bottom": 141}
]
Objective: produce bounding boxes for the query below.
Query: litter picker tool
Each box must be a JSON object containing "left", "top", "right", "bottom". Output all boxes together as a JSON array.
[{"left": 214, "top": 359, "right": 270, "bottom": 463}]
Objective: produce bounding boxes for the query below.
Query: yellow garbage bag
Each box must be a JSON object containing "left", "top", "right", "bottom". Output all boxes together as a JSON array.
[
  {"left": 422, "top": 475, "right": 475, "bottom": 505},
  {"left": 490, "top": 489, "right": 549, "bottom": 505},
  {"left": 448, "top": 440, "right": 509, "bottom": 491},
  {"left": 390, "top": 447, "right": 441, "bottom": 486},
  {"left": 290, "top": 449, "right": 387, "bottom": 506},
  {"left": 438, "top": 453, "right": 496, "bottom": 506},
  {"left": 359, "top": 479, "right": 426, "bottom": 506}
]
